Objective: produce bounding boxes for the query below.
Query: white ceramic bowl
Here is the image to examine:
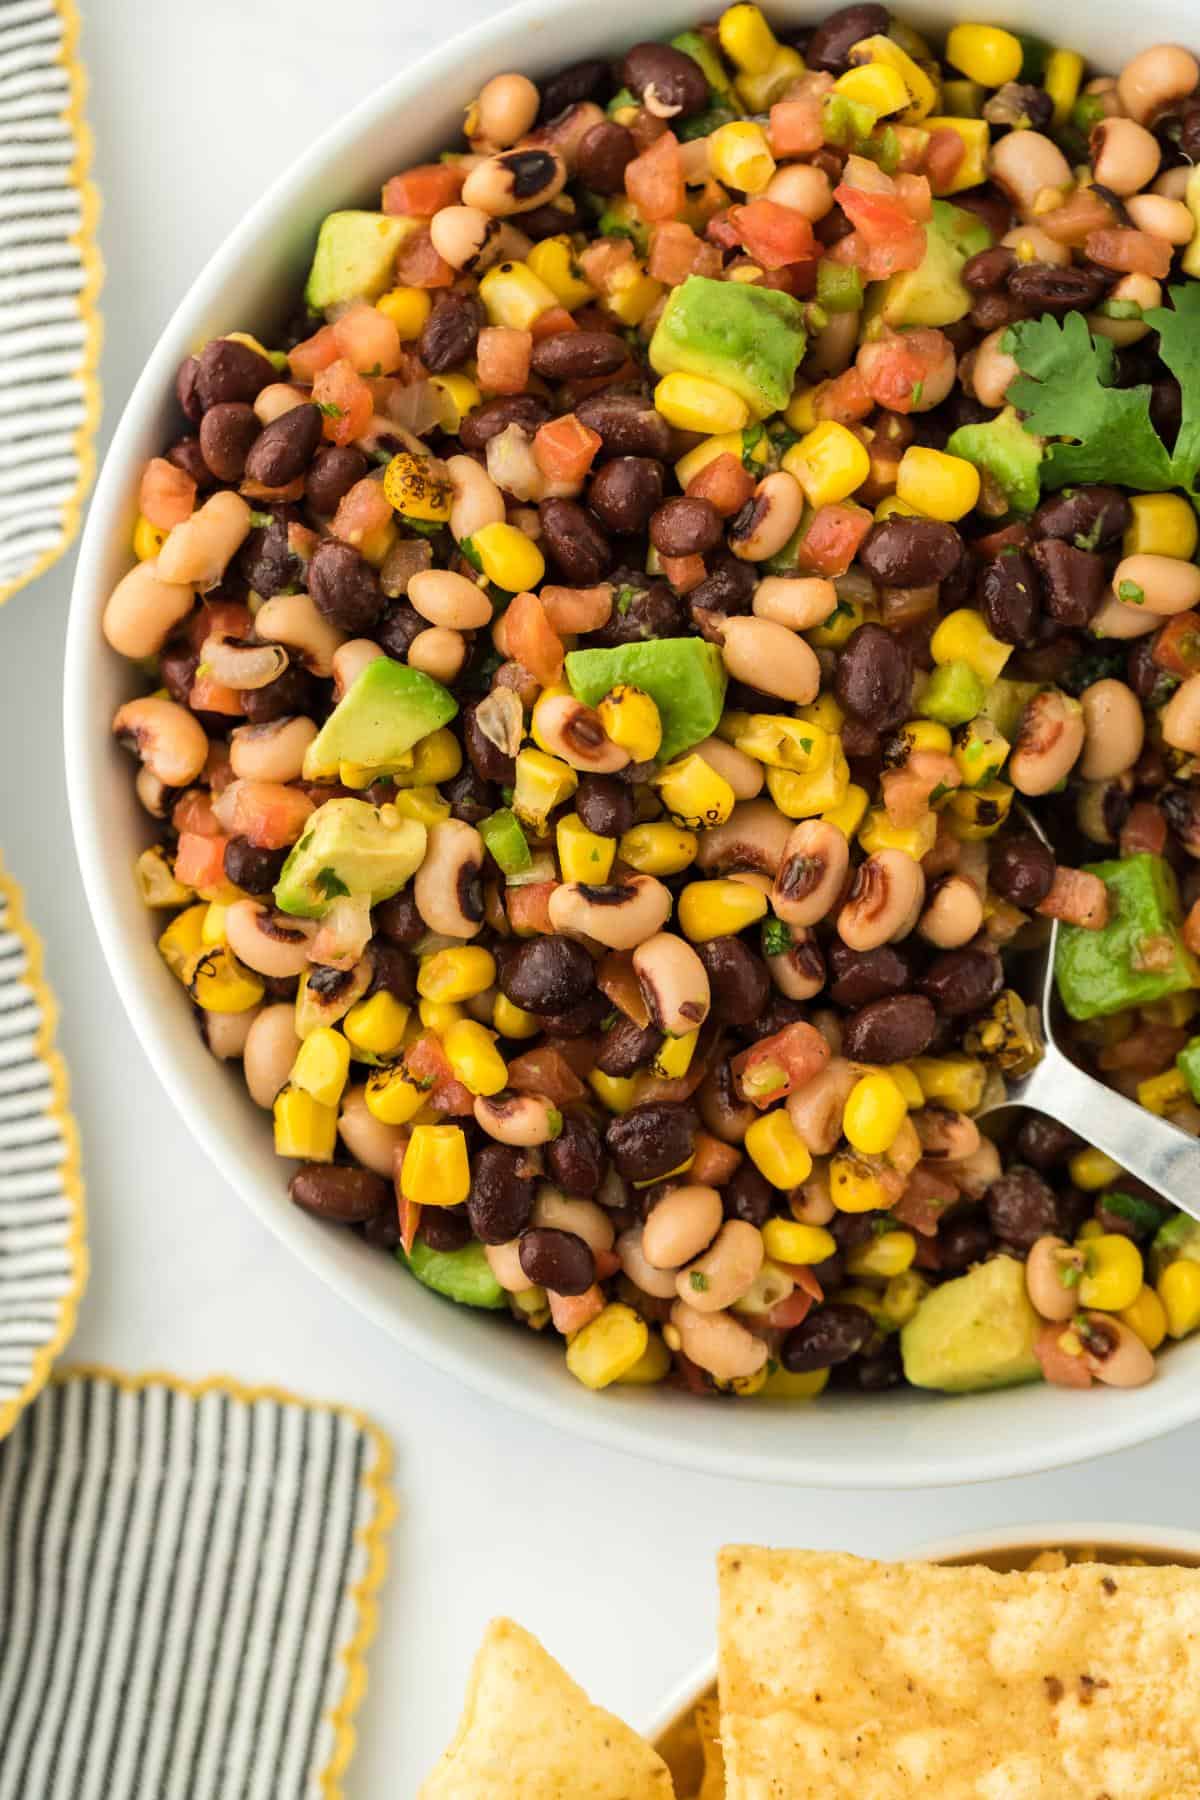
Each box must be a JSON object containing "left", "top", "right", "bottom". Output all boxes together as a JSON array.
[
  {"left": 643, "top": 1519, "right": 1200, "bottom": 1751},
  {"left": 66, "top": 0, "right": 1200, "bottom": 1487}
]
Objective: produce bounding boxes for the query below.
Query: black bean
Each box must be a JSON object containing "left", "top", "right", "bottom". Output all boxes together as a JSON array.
[
  {"left": 936, "top": 1214, "right": 993, "bottom": 1272},
  {"left": 545, "top": 1114, "right": 604, "bottom": 1196},
  {"left": 595, "top": 1015, "right": 664, "bottom": 1076},
  {"left": 519, "top": 1226, "right": 595, "bottom": 1294},
  {"left": 540, "top": 991, "right": 611, "bottom": 1037},
  {"left": 986, "top": 1165, "right": 1061, "bottom": 1250},
  {"left": 290, "top": 1165, "right": 390, "bottom": 1222},
  {"left": 223, "top": 836, "right": 287, "bottom": 895},
  {"left": 722, "top": 1163, "right": 773, "bottom": 1228},
  {"left": 1179, "top": 103, "right": 1200, "bottom": 162},
  {"left": 575, "top": 773, "right": 635, "bottom": 837},
  {"left": 373, "top": 890, "right": 424, "bottom": 945},
  {"left": 1162, "top": 784, "right": 1200, "bottom": 857},
  {"left": 574, "top": 120, "right": 637, "bottom": 194},
  {"left": 827, "top": 941, "right": 914, "bottom": 1007},
  {"left": 539, "top": 56, "right": 610, "bottom": 122},
  {"left": 918, "top": 947, "right": 1003, "bottom": 1017},
  {"left": 1033, "top": 484, "right": 1130, "bottom": 549},
  {"left": 364, "top": 1210, "right": 402, "bottom": 1252},
  {"left": 695, "top": 937, "right": 771, "bottom": 1029},
  {"left": 531, "top": 330, "right": 628, "bottom": 381},
  {"left": 468, "top": 1144, "right": 537, "bottom": 1243},
  {"left": 1007, "top": 262, "right": 1112, "bottom": 313},
  {"left": 237, "top": 514, "right": 300, "bottom": 598},
  {"left": 308, "top": 539, "right": 384, "bottom": 633},
  {"left": 501, "top": 935, "right": 595, "bottom": 1014},
  {"left": 841, "top": 994, "right": 936, "bottom": 1063},
  {"left": 587, "top": 457, "right": 664, "bottom": 535},
  {"left": 988, "top": 832, "right": 1056, "bottom": 908},
  {"left": 305, "top": 444, "right": 369, "bottom": 515},
  {"left": 650, "top": 495, "right": 723, "bottom": 558},
  {"left": 239, "top": 661, "right": 319, "bottom": 724},
  {"left": 781, "top": 1302, "right": 875, "bottom": 1371},
  {"left": 574, "top": 391, "right": 672, "bottom": 458},
  {"left": 418, "top": 290, "right": 485, "bottom": 374},
  {"left": 195, "top": 337, "right": 275, "bottom": 410},
  {"left": 244, "top": 402, "right": 322, "bottom": 488},
  {"left": 1153, "top": 375, "right": 1184, "bottom": 448},
  {"left": 160, "top": 640, "right": 197, "bottom": 704},
  {"left": 376, "top": 599, "right": 427, "bottom": 660},
  {"left": 1031, "top": 538, "right": 1107, "bottom": 628},
  {"left": 166, "top": 435, "right": 213, "bottom": 489},
  {"left": 444, "top": 763, "right": 493, "bottom": 826},
  {"left": 368, "top": 941, "right": 416, "bottom": 1004},
  {"left": 419, "top": 1208, "right": 473, "bottom": 1252},
  {"left": 849, "top": 1338, "right": 905, "bottom": 1391},
  {"left": 622, "top": 42, "right": 710, "bottom": 117},
  {"left": 687, "top": 551, "right": 758, "bottom": 620},
  {"left": 835, "top": 622, "right": 912, "bottom": 728},
  {"left": 176, "top": 355, "right": 203, "bottom": 424},
  {"left": 962, "top": 244, "right": 1017, "bottom": 292},
  {"left": 588, "top": 576, "right": 686, "bottom": 646},
  {"left": 605, "top": 1103, "right": 696, "bottom": 1184},
  {"left": 462, "top": 700, "right": 516, "bottom": 786},
  {"left": 978, "top": 549, "right": 1041, "bottom": 648},
  {"left": 539, "top": 497, "right": 613, "bottom": 583},
  {"left": 1015, "top": 1114, "right": 1082, "bottom": 1170},
  {"left": 806, "top": 1, "right": 889, "bottom": 70},
  {"left": 198, "top": 402, "right": 260, "bottom": 482},
  {"left": 458, "top": 394, "right": 551, "bottom": 453},
  {"left": 859, "top": 516, "right": 962, "bottom": 587},
  {"left": 983, "top": 81, "right": 1053, "bottom": 131}
]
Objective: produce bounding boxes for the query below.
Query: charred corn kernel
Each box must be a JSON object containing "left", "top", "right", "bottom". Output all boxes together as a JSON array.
[
  {"left": 745, "top": 1109, "right": 813, "bottom": 1189},
  {"left": 1044, "top": 48, "right": 1084, "bottom": 125},
  {"left": 382, "top": 450, "right": 452, "bottom": 523},
  {"left": 931, "top": 609, "right": 1012, "bottom": 685},
  {"left": 616, "top": 1330, "right": 672, "bottom": 1385},
  {"left": 1078, "top": 1233, "right": 1144, "bottom": 1313},
  {"left": 767, "top": 740, "right": 850, "bottom": 819},
  {"left": 418, "top": 999, "right": 464, "bottom": 1036},
  {"left": 589, "top": 1068, "right": 640, "bottom": 1113},
  {"left": 603, "top": 261, "right": 663, "bottom": 326},
  {"left": 783, "top": 420, "right": 872, "bottom": 507},
  {"left": 847, "top": 1228, "right": 917, "bottom": 1279},
  {"left": 512, "top": 747, "right": 578, "bottom": 833},
  {"left": 393, "top": 785, "right": 451, "bottom": 828},
  {"left": 418, "top": 945, "right": 497, "bottom": 1004},
  {"left": 493, "top": 992, "right": 540, "bottom": 1039},
  {"left": 761, "top": 1219, "right": 836, "bottom": 1265},
  {"left": 556, "top": 811, "right": 616, "bottom": 883},
  {"left": 477, "top": 258, "right": 557, "bottom": 329},
  {"left": 953, "top": 716, "right": 1009, "bottom": 787},
  {"left": 376, "top": 286, "right": 432, "bottom": 339},
  {"left": 879, "top": 1268, "right": 929, "bottom": 1327},
  {"left": 471, "top": 520, "right": 545, "bottom": 591},
  {"left": 900, "top": 719, "right": 953, "bottom": 756},
  {"left": 948, "top": 777, "right": 1012, "bottom": 839},
  {"left": 760, "top": 1365, "right": 830, "bottom": 1399},
  {"left": 598, "top": 684, "right": 662, "bottom": 763},
  {"left": 187, "top": 947, "right": 264, "bottom": 1013},
  {"left": 911, "top": 1053, "right": 986, "bottom": 1112},
  {"left": 289, "top": 1026, "right": 351, "bottom": 1107},
  {"left": 829, "top": 1153, "right": 889, "bottom": 1213},
  {"left": 806, "top": 593, "right": 867, "bottom": 650},
  {"left": 942, "top": 77, "right": 985, "bottom": 115},
  {"left": 843, "top": 1071, "right": 908, "bottom": 1156},
  {"left": 343, "top": 991, "right": 410, "bottom": 1060},
  {"left": 678, "top": 877, "right": 768, "bottom": 941},
  {"left": 718, "top": 2, "right": 779, "bottom": 74},
  {"left": 273, "top": 1086, "right": 337, "bottom": 1161},
  {"left": 652, "top": 1030, "right": 699, "bottom": 1080},
  {"left": 1124, "top": 493, "right": 1199, "bottom": 562},
  {"left": 734, "top": 44, "right": 806, "bottom": 110},
  {"left": 200, "top": 903, "right": 227, "bottom": 948},
  {"left": 897, "top": 446, "right": 980, "bottom": 522},
  {"left": 1068, "top": 1147, "right": 1123, "bottom": 1191},
  {"left": 525, "top": 235, "right": 595, "bottom": 310},
  {"left": 619, "top": 821, "right": 698, "bottom": 876},
  {"left": 138, "top": 847, "right": 194, "bottom": 910},
  {"left": 858, "top": 807, "right": 938, "bottom": 860},
  {"left": 442, "top": 1018, "right": 507, "bottom": 1096},
  {"left": 158, "top": 903, "right": 209, "bottom": 978},
  {"left": 822, "top": 782, "right": 869, "bottom": 839},
  {"left": 834, "top": 61, "right": 910, "bottom": 117},
  {"left": 364, "top": 1060, "right": 428, "bottom": 1126},
  {"left": 945, "top": 24, "right": 1022, "bottom": 86},
  {"left": 566, "top": 1302, "right": 649, "bottom": 1389},
  {"left": 711, "top": 120, "right": 780, "bottom": 194},
  {"left": 1158, "top": 1258, "right": 1200, "bottom": 1339},
  {"left": 784, "top": 384, "right": 818, "bottom": 434},
  {"left": 401, "top": 1123, "right": 470, "bottom": 1207},
  {"left": 133, "top": 514, "right": 168, "bottom": 561},
  {"left": 847, "top": 35, "right": 936, "bottom": 119},
  {"left": 734, "top": 715, "right": 831, "bottom": 773},
  {"left": 1138, "top": 1068, "right": 1189, "bottom": 1116},
  {"left": 391, "top": 728, "right": 462, "bottom": 789},
  {"left": 1121, "top": 1284, "right": 1167, "bottom": 1352},
  {"left": 654, "top": 754, "right": 735, "bottom": 830},
  {"left": 655, "top": 371, "right": 750, "bottom": 435},
  {"left": 430, "top": 372, "right": 481, "bottom": 433},
  {"left": 921, "top": 116, "right": 989, "bottom": 192}
]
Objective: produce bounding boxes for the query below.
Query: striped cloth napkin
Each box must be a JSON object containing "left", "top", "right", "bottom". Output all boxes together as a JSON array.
[{"left": 0, "top": 0, "right": 102, "bottom": 605}]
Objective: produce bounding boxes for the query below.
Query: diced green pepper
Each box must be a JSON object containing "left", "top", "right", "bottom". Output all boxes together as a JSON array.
[
  {"left": 1100, "top": 1190, "right": 1171, "bottom": 1239},
  {"left": 1055, "top": 854, "right": 1200, "bottom": 1021},
  {"left": 479, "top": 807, "right": 532, "bottom": 879},
  {"left": 919, "top": 661, "right": 987, "bottom": 726},
  {"left": 817, "top": 261, "right": 864, "bottom": 314}
]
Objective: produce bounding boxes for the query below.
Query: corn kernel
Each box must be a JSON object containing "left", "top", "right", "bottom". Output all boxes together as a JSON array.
[
  {"left": 873, "top": 495, "right": 922, "bottom": 522},
  {"left": 343, "top": 991, "right": 411, "bottom": 1060},
  {"left": 290, "top": 1026, "right": 352, "bottom": 1108},
  {"left": 589, "top": 1068, "right": 640, "bottom": 1113},
  {"left": 555, "top": 811, "right": 617, "bottom": 884},
  {"left": 734, "top": 715, "right": 831, "bottom": 773},
  {"left": 1068, "top": 1147, "right": 1123, "bottom": 1192},
  {"left": 945, "top": 23, "right": 1023, "bottom": 87},
  {"left": 767, "top": 740, "right": 850, "bottom": 819},
  {"left": 784, "top": 384, "right": 818, "bottom": 433},
  {"left": 133, "top": 514, "right": 168, "bottom": 561},
  {"left": 477, "top": 258, "right": 557, "bottom": 329},
  {"left": 846, "top": 35, "right": 936, "bottom": 119},
  {"left": 930, "top": 608, "right": 1012, "bottom": 685},
  {"left": 375, "top": 286, "right": 432, "bottom": 340},
  {"left": 138, "top": 847, "right": 194, "bottom": 911},
  {"left": 401, "top": 1123, "right": 470, "bottom": 1206},
  {"left": 1077, "top": 1218, "right": 1104, "bottom": 1241},
  {"left": 879, "top": 1268, "right": 929, "bottom": 1327},
  {"left": 158, "top": 903, "right": 208, "bottom": 979},
  {"left": 493, "top": 992, "right": 540, "bottom": 1039},
  {"left": 782, "top": 420, "right": 872, "bottom": 509},
  {"left": 760, "top": 1365, "right": 830, "bottom": 1399},
  {"left": 1158, "top": 1258, "right": 1200, "bottom": 1339},
  {"left": 676, "top": 427, "right": 770, "bottom": 490},
  {"left": 843, "top": 1071, "right": 908, "bottom": 1156},
  {"left": 619, "top": 821, "right": 698, "bottom": 876},
  {"left": 390, "top": 728, "right": 462, "bottom": 790},
  {"left": 364, "top": 1060, "right": 428, "bottom": 1126},
  {"left": 273, "top": 1086, "right": 338, "bottom": 1161},
  {"left": 1124, "top": 493, "right": 1199, "bottom": 562},
  {"left": 846, "top": 1227, "right": 917, "bottom": 1279},
  {"left": 1044, "top": 48, "right": 1084, "bottom": 125},
  {"left": 822, "top": 782, "right": 869, "bottom": 839},
  {"left": 418, "top": 946, "right": 497, "bottom": 1004},
  {"left": 900, "top": 718, "right": 953, "bottom": 756},
  {"left": 525, "top": 235, "right": 595, "bottom": 311},
  {"left": 734, "top": 44, "right": 806, "bottom": 111},
  {"left": 512, "top": 747, "right": 578, "bottom": 833},
  {"left": 1078, "top": 1233, "right": 1144, "bottom": 1313},
  {"left": 654, "top": 754, "right": 735, "bottom": 830},
  {"left": 475, "top": 520, "right": 545, "bottom": 591},
  {"left": 911, "top": 1053, "right": 986, "bottom": 1112},
  {"left": 920, "top": 116, "right": 989, "bottom": 193},
  {"left": 1138, "top": 1068, "right": 1189, "bottom": 1116},
  {"left": 745, "top": 1109, "right": 813, "bottom": 1189},
  {"left": 897, "top": 446, "right": 980, "bottom": 522},
  {"left": 806, "top": 594, "right": 867, "bottom": 650},
  {"left": 858, "top": 807, "right": 938, "bottom": 860},
  {"left": 1121, "top": 1284, "right": 1167, "bottom": 1352},
  {"left": 418, "top": 999, "right": 464, "bottom": 1036},
  {"left": 834, "top": 61, "right": 910, "bottom": 117},
  {"left": 652, "top": 1030, "right": 699, "bottom": 1080},
  {"left": 186, "top": 946, "right": 264, "bottom": 1013},
  {"left": 616, "top": 1331, "right": 672, "bottom": 1385},
  {"left": 429, "top": 372, "right": 482, "bottom": 433},
  {"left": 718, "top": 2, "right": 779, "bottom": 74},
  {"left": 829, "top": 1152, "right": 890, "bottom": 1213},
  {"left": 953, "top": 716, "right": 1009, "bottom": 787},
  {"left": 942, "top": 77, "right": 985, "bottom": 116},
  {"left": 798, "top": 693, "right": 845, "bottom": 734},
  {"left": 655, "top": 371, "right": 751, "bottom": 435},
  {"left": 393, "top": 785, "right": 451, "bottom": 827},
  {"left": 678, "top": 877, "right": 768, "bottom": 941},
  {"left": 761, "top": 1219, "right": 836, "bottom": 1265},
  {"left": 566, "top": 1302, "right": 649, "bottom": 1389},
  {"left": 886, "top": 1063, "right": 923, "bottom": 1108},
  {"left": 442, "top": 1018, "right": 507, "bottom": 1096},
  {"left": 598, "top": 684, "right": 662, "bottom": 763},
  {"left": 603, "top": 262, "right": 663, "bottom": 327}
]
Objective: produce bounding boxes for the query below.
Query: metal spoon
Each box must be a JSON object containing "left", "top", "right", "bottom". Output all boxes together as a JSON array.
[{"left": 976, "top": 807, "right": 1200, "bottom": 1221}]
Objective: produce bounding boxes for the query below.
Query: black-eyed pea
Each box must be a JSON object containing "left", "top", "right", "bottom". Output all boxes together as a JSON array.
[
  {"left": 484, "top": 1237, "right": 537, "bottom": 1292},
  {"left": 229, "top": 715, "right": 317, "bottom": 784},
  {"left": 1114, "top": 552, "right": 1200, "bottom": 618},
  {"left": 547, "top": 875, "right": 672, "bottom": 949},
  {"left": 254, "top": 592, "right": 346, "bottom": 677},
  {"left": 785, "top": 1057, "right": 859, "bottom": 1156},
  {"left": 1079, "top": 677, "right": 1145, "bottom": 780},
  {"left": 790, "top": 1164, "right": 835, "bottom": 1226},
  {"left": 225, "top": 900, "right": 317, "bottom": 978},
  {"left": 805, "top": 309, "right": 859, "bottom": 380},
  {"left": 642, "top": 1183, "right": 723, "bottom": 1271},
  {"left": 1117, "top": 44, "right": 1200, "bottom": 125},
  {"left": 1009, "top": 690, "right": 1086, "bottom": 796},
  {"left": 766, "top": 928, "right": 826, "bottom": 1001},
  {"left": 201, "top": 636, "right": 289, "bottom": 691},
  {"left": 202, "top": 1006, "right": 258, "bottom": 1059},
  {"left": 103, "top": 561, "right": 196, "bottom": 659},
  {"left": 533, "top": 693, "right": 630, "bottom": 772},
  {"left": 135, "top": 766, "right": 172, "bottom": 819},
  {"left": 531, "top": 1185, "right": 615, "bottom": 1254},
  {"left": 332, "top": 638, "right": 386, "bottom": 700},
  {"left": 408, "top": 626, "right": 468, "bottom": 684},
  {"left": 677, "top": 1219, "right": 764, "bottom": 1313},
  {"left": 473, "top": 72, "right": 541, "bottom": 146},
  {"left": 1078, "top": 1311, "right": 1156, "bottom": 1387},
  {"left": 1162, "top": 672, "right": 1200, "bottom": 755},
  {"left": 968, "top": 327, "right": 1021, "bottom": 408},
  {"left": 988, "top": 129, "right": 1072, "bottom": 216},
  {"left": 1152, "top": 165, "right": 1191, "bottom": 201},
  {"left": 243, "top": 1002, "right": 301, "bottom": 1109},
  {"left": 752, "top": 574, "right": 838, "bottom": 632},
  {"left": 408, "top": 567, "right": 494, "bottom": 630},
  {"left": 1026, "top": 1235, "right": 1083, "bottom": 1322},
  {"left": 669, "top": 1298, "right": 768, "bottom": 1382},
  {"left": 838, "top": 848, "right": 925, "bottom": 951},
  {"left": 156, "top": 490, "right": 252, "bottom": 588},
  {"left": 693, "top": 735, "right": 763, "bottom": 801},
  {"left": 253, "top": 382, "right": 308, "bottom": 425},
  {"left": 633, "top": 930, "right": 711, "bottom": 1036},
  {"left": 695, "top": 800, "right": 794, "bottom": 879},
  {"left": 1089, "top": 274, "right": 1161, "bottom": 347},
  {"left": 112, "top": 695, "right": 209, "bottom": 788},
  {"left": 460, "top": 146, "right": 567, "bottom": 216},
  {"left": 338, "top": 1084, "right": 407, "bottom": 1177},
  {"left": 1001, "top": 224, "right": 1071, "bottom": 267},
  {"left": 1125, "top": 192, "right": 1196, "bottom": 243},
  {"left": 445, "top": 453, "right": 505, "bottom": 542},
  {"left": 772, "top": 819, "right": 851, "bottom": 927},
  {"left": 616, "top": 1226, "right": 679, "bottom": 1299},
  {"left": 429, "top": 204, "right": 502, "bottom": 271},
  {"left": 941, "top": 1136, "right": 1002, "bottom": 1199},
  {"left": 764, "top": 161, "right": 833, "bottom": 219},
  {"left": 913, "top": 1105, "right": 980, "bottom": 1162},
  {"left": 1088, "top": 593, "right": 1159, "bottom": 639},
  {"left": 718, "top": 615, "right": 820, "bottom": 704},
  {"left": 918, "top": 873, "right": 984, "bottom": 949},
  {"left": 729, "top": 471, "right": 805, "bottom": 563},
  {"left": 414, "top": 818, "right": 485, "bottom": 937},
  {"left": 474, "top": 1091, "right": 562, "bottom": 1147},
  {"left": 1090, "top": 116, "right": 1162, "bottom": 194}
]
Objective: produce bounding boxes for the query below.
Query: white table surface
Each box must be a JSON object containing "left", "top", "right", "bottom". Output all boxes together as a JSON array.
[{"left": 3, "top": 1, "right": 1199, "bottom": 1791}]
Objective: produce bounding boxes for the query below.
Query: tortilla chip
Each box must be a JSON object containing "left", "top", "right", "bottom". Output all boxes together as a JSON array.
[
  {"left": 718, "top": 1546, "right": 1200, "bottom": 1799},
  {"left": 419, "top": 1617, "right": 675, "bottom": 1798}
]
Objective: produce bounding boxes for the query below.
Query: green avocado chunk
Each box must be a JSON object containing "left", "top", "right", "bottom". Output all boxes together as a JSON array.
[
  {"left": 564, "top": 637, "right": 727, "bottom": 761},
  {"left": 304, "top": 211, "right": 413, "bottom": 311},
  {"left": 670, "top": 29, "right": 734, "bottom": 96},
  {"left": 648, "top": 276, "right": 808, "bottom": 420},
  {"left": 900, "top": 1254, "right": 1042, "bottom": 1393},
  {"left": 1151, "top": 1211, "right": 1200, "bottom": 1280},
  {"left": 866, "top": 199, "right": 992, "bottom": 330},
  {"left": 977, "top": 676, "right": 1040, "bottom": 740},
  {"left": 399, "top": 1239, "right": 507, "bottom": 1309},
  {"left": 302, "top": 656, "right": 458, "bottom": 783},
  {"left": 274, "top": 797, "right": 427, "bottom": 919},
  {"left": 1054, "top": 853, "right": 1200, "bottom": 1021},
  {"left": 946, "top": 405, "right": 1044, "bottom": 516}
]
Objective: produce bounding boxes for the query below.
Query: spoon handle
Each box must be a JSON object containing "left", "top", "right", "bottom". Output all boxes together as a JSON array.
[{"left": 1009, "top": 1047, "right": 1200, "bottom": 1225}]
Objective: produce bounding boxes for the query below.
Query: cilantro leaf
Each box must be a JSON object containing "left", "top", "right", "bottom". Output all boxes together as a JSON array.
[
  {"left": 315, "top": 867, "right": 349, "bottom": 900},
  {"left": 762, "top": 918, "right": 792, "bottom": 957},
  {"left": 1147, "top": 282, "right": 1200, "bottom": 482}
]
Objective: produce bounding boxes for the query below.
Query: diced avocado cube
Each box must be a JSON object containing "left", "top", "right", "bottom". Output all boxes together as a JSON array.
[
  {"left": 399, "top": 1239, "right": 507, "bottom": 1309},
  {"left": 866, "top": 200, "right": 992, "bottom": 330},
  {"left": 1178, "top": 1035, "right": 1200, "bottom": 1104},
  {"left": 275, "top": 797, "right": 427, "bottom": 919},
  {"left": 918, "top": 660, "right": 986, "bottom": 726},
  {"left": 900, "top": 1254, "right": 1042, "bottom": 1393},
  {"left": 479, "top": 807, "right": 532, "bottom": 878},
  {"left": 946, "top": 406, "right": 1043, "bottom": 516},
  {"left": 977, "top": 676, "right": 1040, "bottom": 740},
  {"left": 304, "top": 211, "right": 415, "bottom": 312},
  {"left": 565, "top": 637, "right": 727, "bottom": 761},
  {"left": 1151, "top": 1211, "right": 1200, "bottom": 1280},
  {"left": 1055, "top": 853, "right": 1200, "bottom": 1022},
  {"left": 648, "top": 276, "right": 808, "bottom": 420},
  {"left": 302, "top": 657, "right": 458, "bottom": 784}
]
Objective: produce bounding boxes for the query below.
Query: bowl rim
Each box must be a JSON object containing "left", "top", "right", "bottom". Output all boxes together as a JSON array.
[{"left": 64, "top": 0, "right": 1200, "bottom": 1489}]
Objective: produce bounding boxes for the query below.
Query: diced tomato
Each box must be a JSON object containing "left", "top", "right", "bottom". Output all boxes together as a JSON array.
[
  {"left": 974, "top": 522, "right": 1030, "bottom": 559},
  {"left": 172, "top": 789, "right": 220, "bottom": 837},
  {"left": 288, "top": 323, "right": 341, "bottom": 382},
  {"left": 190, "top": 598, "right": 253, "bottom": 651},
  {"left": 625, "top": 132, "right": 684, "bottom": 223},
  {"left": 1153, "top": 610, "right": 1200, "bottom": 676},
  {"left": 1034, "top": 1322, "right": 1094, "bottom": 1388},
  {"left": 406, "top": 1033, "right": 473, "bottom": 1115},
  {"left": 288, "top": 521, "right": 320, "bottom": 565},
  {"left": 1120, "top": 801, "right": 1167, "bottom": 859},
  {"left": 331, "top": 301, "right": 403, "bottom": 375},
  {"left": 768, "top": 97, "right": 825, "bottom": 156},
  {"left": 688, "top": 1132, "right": 743, "bottom": 1187},
  {"left": 764, "top": 1288, "right": 815, "bottom": 1331},
  {"left": 814, "top": 366, "right": 872, "bottom": 425},
  {"left": 504, "top": 589, "right": 565, "bottom": 686},
  {"left": 140, "top": 457, "right": 195, "bottom": 529},
  {"left": 731, "top": 1021, "right": 830, "bottom": 1108},
  {"left": 381, "top": 163, "right": 465, "bottom": 217},
  {"left": 660, "top": 553, "right": 707, "bottom": 594},
  {"left": 549, "top": 1285, "right": 605, "bottom": 1334},
  {"left": 796, "top": 502, "right": 873, "bottom": 577},
  {"left": 331, "top": 477, "right": 395, "bottom": 561},
  {"left": 892, "top": 1166, "right": 958, "bottom": 1235},
  {"left": 529, "top": 305, "right": 578, "bottom": 341},
  {"left": 1085, "top": 227, "right": 1173, "bottom": 279},
  {"left": 596, "top": 949, "right": 650, "bottom": 1028},
  {"left": 506, "top": 880, "right": 557, "bottom": 936},
  {"left": 1036, "top": 866, "right": 1109, "bottom": 930},
  {"left": 399, "top": 1195, "right": 421, "bottom": 1258},
  {"left": 687, "top": 451, "right": 755, "bottom": 517},
  {"left": 477, "top": 326, "right": 533, "bottom": 396},
  {"left": 648, "top": 220, "right": 720, "bottom": 286},
  {"left": 540, "top": 583, "right": 615, "bottom": 635},
  {"left": 1038, "top": 186, "right": 1121, "bottom": 248},
  {"left": 312, "top": 359, "right": 373, "bottom": 445},
  {"left": 393, "top": 229, "right": 455, "bottom": 289},
  {"left": 727, "top": 200, "right": 815, "bottom": 271},
  {"left": 833, "top": 184, "right": 926, "bottom": 276},
  {"left": 579, "top": 237, "right": 633, "bottom": 291},
  {"left": 533, "top": 413, "right": 603, "bottom": 485},
  {"left": 922, "top": 130, "right": 965, "bottom": 196},
  {"left": 883, "top": 750, "right": 960, "bottom": 827},
  {"left": 189, "top": 673, "right": 243, "bottom": 716},
  {"left": 175, "top": 832, "right": 230, "bottom": 889},
  {"left": 856, "top": 331, "right": 928, "bottom": 412},
  {"left": 213, "top": 778, "right": 314, "bottom": 849},
  {"left": 506, "top": 1046, "right": 586, "bottom": 1105},
  {"left": 429, "top": 1077, "right": 476, "bottom": 1117},
  {"left": 893, "top": 172, "right": 933, "bottom": 222},
  {"left": 705, "top": 211, "right": 741, "bottom": 253}
]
